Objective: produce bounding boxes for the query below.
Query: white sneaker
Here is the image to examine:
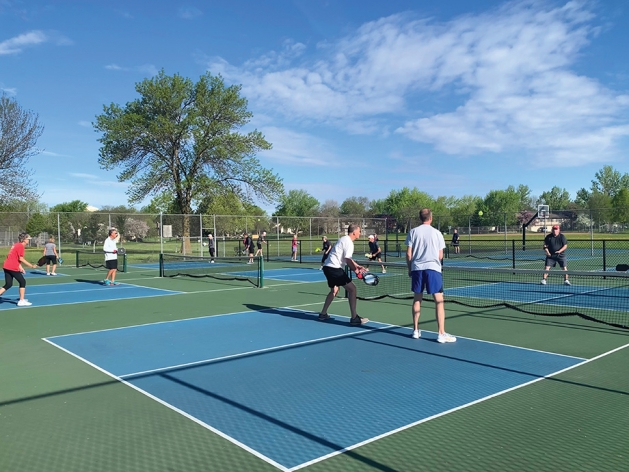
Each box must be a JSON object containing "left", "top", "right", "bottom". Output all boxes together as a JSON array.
[
  {"left": 382, "top": 268, "right": 387, "bottom": 274},
  {"left": 412, "top": 330, "right": 421, "bottom": 339},
  {"left": 17, "top": 299, "right": 32, "bottom": 307},
  {"left": 46, "top": 273, "right": 51, "bottom": 276},
  {"left": 51, "top": 273, "right": 57, "bottom": 276},
  {"left": 437, "top": 333, "right": 456, "bottom": 343},
  {"left": 564, "top": 280, "right": 571, "bottom": 286},
  {"left": 540, "top": 279, "right": 547, "bottom": 285}
]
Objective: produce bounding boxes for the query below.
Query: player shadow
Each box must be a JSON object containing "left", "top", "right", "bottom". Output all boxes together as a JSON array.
[
  {"left": 75, "top": 278, "right": 108, "bottom": 285},
  {"left": 244, "top": 303, "right": 383, "bottom": 330},
  {"left": 0, "top": 297, "right": 18, "bottom": 305}
]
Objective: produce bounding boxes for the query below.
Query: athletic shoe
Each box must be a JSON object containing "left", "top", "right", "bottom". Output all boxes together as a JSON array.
[
  {"left": 51, "top": 273, "right": 57, "bottom": 276},
  {"left": 46, "top": 273, "right": 51, "bottom": 276},
  {"left": 540, "top": 279, "right": 547, "bottom": 285},
  {"left": 319, "top": 266, "right": 323, "bottom": 270},
  {"left": 17, "top": 299, "right": 32, "bottom": 307},
  {"left": 103, "top": 280, "right": 111, "bottom": 286},
  {"left": 210, "top": 261, "right": 215, "bottom": 264},
  {"left": 350, "top": 316, "right": 369, "bottom": 325},
  {"left": 318, "top": 314, "right": 331, "bottom": 321},
  {"left": 564, "top": 280, "right": 571, "bottom": 286},
  {"left": 437, "top": 333, "right": 457, "bottom": 343},
  {"left": 111, "top": 281, "right": 120, "bottom": 286},
  {"left": 412, "top": 330, "right": 421, "bottom": 339},
  {"left": 382, "top": 268, "right": 386, "bottom": 274}
]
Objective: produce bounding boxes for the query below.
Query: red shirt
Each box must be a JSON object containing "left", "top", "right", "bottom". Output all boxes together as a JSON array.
[{"left": 3, "top": 243, "right": 25, "bottom": 271}]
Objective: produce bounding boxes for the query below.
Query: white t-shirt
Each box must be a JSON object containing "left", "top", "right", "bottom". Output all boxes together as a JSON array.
[
  {"left": 103, "top": 237, "right": 118, "bottom": 261},
  {"left": 405, "top": 224, "right": 445, "bottom": 272},
  {"left": 324, "top": 235, "right": 354, "bottom": 269}
]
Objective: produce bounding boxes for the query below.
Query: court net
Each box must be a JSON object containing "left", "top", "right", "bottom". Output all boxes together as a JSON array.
[
  {"left": 353, "top": 261, "right": 629, "bottom": 329},
  {"left": 159, "top": 254, "right": 262, "bottom": 287},
  {"left": 75, "top": 251, "right": 127, "bottom": 272}
]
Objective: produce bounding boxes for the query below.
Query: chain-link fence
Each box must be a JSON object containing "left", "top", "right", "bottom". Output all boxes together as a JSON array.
[{"left": 2, "top": 208, "right": 628, "bottom": 265}]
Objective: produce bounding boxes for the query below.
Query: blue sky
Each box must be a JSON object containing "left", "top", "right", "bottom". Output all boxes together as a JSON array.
[{"left": 1, "top": 0, "right": 628, "bottom": 212}]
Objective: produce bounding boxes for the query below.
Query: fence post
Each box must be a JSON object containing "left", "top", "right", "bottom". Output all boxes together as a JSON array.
[
  {"left": 602, "top": 240, "right": 607, "bottom": 272},
  {"left": 57, "top": 213, "right": 62, "bottom": 258},
  {"left": 160, "top": 212, "right": 163, "bottom": 255}
]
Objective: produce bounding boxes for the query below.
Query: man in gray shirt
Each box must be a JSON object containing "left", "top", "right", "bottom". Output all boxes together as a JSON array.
[{"left": 405, "top": 208, "right": 456, "bottom": 343}]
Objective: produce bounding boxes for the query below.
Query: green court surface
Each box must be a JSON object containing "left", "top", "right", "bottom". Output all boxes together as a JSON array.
[{"left": 1, "top": 261, "right": 627, "bottom": 472}]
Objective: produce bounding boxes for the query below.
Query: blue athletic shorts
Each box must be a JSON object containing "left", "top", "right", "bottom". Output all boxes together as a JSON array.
[{"left": 411, "top": 269, "right": 443, "bottom": 294}]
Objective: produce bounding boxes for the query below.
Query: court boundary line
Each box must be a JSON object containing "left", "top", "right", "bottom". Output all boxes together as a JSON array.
[
  {"left": 44, "top": 303, "right": 586, "bottom": 361},
  {"left": 119, "top": 324, "right": 394, "bottom": 378},
  {"left": 42, "top": 316, "right": 624, "bottom": 472},
  {"left": 290, "top": 341, "right": 629, "bottom": 471},
  {"left": 41, "top": 338, "right": 291, "bottom": 472}
]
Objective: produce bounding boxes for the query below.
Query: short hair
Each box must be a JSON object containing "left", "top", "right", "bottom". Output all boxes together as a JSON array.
[
  {"left": 49, "top": 236, "right": 55, "bottom": 241},
  {"left": 419, "top": 208, "right": 432, "bottom": 223},
  {"left": 108, "top": 228, "right": 117, "bottom": 236},
  {"left": 347, "top": 224, "right": 360, "bottom": 235},
  {"left": 18, "top": 233, "right": 31, "bottom": 242}
]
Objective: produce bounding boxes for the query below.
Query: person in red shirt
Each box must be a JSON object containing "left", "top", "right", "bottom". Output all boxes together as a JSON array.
[{"left": 0, "top": 233, "right": 38, "bottom": 307}]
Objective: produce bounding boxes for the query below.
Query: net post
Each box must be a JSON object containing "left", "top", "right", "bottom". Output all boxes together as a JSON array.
[
  {"left": 512, "top": 240, "right": 516, "bottom": 269},
  {"left": 122, "top": 254, "right": 127, "bottom": 273},
  {"left": 299, "top": 240, "right": 302, "bottom": 263},
  {"left": 159, "top": 253, "right": 164, "bottom": 277},
  {"left": 258, "top": 255, "right": 264, "bottom": 288},
  {"left": 603, "top": 240, "right": 607, "bottom": 272},
  {"left": 75, "top": 250, "right": 79, "bottom": 268}
]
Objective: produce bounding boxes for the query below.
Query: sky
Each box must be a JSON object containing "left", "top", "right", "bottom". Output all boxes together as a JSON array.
[{"left": 1, "top": 0, "right": 629, "bottom": 212}]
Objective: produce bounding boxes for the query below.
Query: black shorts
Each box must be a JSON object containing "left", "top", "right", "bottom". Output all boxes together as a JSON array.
[
  {"left": 322, "top": 266, "right": 351, "bottom": 288},
  {"left": 368, "top": 254, "right": 381, "bottom": 261},
  {"left": 451, "top": 242, "right": 459, "bottom": 247},
  {"left": 248, "top": 245, "right": 255, "bottom": 254},
  {"left": 257, "top": 242, "right": 263, "bottom": 249},
  {"left": 545, "top": 255, "right": 567, "bottom": 268},
  {"left": 105, "top": 259, "right": 118, "bottom": 270},
  {"left": 2, "top": 269, "right": 26, "bottom": 289},
  {"left": 45, "top": 255, "right": 57, "bottom": 264}
]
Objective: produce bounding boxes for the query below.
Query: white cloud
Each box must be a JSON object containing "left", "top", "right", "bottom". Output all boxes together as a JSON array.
[
  {"left": 259, "top": 127, "right": 339, "bottom": 166},
  {"left": 70, "top": 172, "right": 99, "bottom": 179},
  {"left": 77, "top": 120, "right": 91, "bottom": 127},
  {"left": 105, "top": 63, "right": 158, "bottom": 76},
  {"left": 208, "top": 0, "right": 629, "bottom": 166},
  {"left": 178, "top": 6, "right": 202, "bottom": 20},
  {"left": 0, "top": 86, "right": 17, "bottom": 95},
  {"left": 0, "top": 30, "right": 47, "bottom": 55}
]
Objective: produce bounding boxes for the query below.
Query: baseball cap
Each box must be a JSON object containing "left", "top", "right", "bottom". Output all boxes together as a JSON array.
[{"left": 552, "top": 225, "right": 560, "bottom": 230}]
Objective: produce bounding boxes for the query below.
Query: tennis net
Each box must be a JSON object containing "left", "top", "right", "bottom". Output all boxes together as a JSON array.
[
  {"left": 353, "top": 261, "right": 629, "bottom": 329},
  {"left": 159, "top": 254, "right": 262, "bottom": 287},
  {"left": 75, "top": 251, "right": 127, "bottom": 272}
]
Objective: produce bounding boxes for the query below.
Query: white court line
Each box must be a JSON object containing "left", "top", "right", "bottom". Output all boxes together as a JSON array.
[
  {"left": 41, "top": 338, "right": 291, "bottom": 472},
  {"left": 119, "top": 324, "right": 393, "bottom": 378},
  {"left": 290, "top": 341, "right": 629, "bottom": 471}
]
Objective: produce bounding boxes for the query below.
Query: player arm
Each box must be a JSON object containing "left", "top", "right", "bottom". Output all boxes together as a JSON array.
[
  {"left": 345, "top": 257, "right": 364, "bottom": 274},
  {"left": 557, "top": 243, "right": 568, "bottom": 254},
  {"left": 19, "top": 255, "right": 36, "bottom": 269},
  {"left": 406, "top": 246, "right": 413, "bottom": 275}
]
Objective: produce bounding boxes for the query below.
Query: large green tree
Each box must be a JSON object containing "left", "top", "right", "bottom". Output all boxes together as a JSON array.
[
  {"left": 612, "top": 188, "right": 629, "bottom": 225},
  {"left": 340, "top": 197, "right": 370, "bottom": 216},
  {"left": 591, "top": 165, "right": 629, "bottom": 198},
  {"left": 95, "top": 71, "right": 283, "bottom": 252},
  {"left": 50, "top": 200, "right": 89, "bottom": 242},
  {"left": 0, "top": 93, "right": 43, "bottom": 202},
  {"left": 539, "top": 186, "right": 571, "bottom": 211},
  {"left": 275, "top": 189, "right": 320, "bottom": 234}
]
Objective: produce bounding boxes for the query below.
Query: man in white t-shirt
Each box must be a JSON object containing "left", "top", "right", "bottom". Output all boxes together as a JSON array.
[
  {"left": 319, "top": 224, "right": 369, "bottom": 325},
  {"left": 103, "top": 228, "right": 119, "bottom": 286},
  {"left": 406, "top": 209, "right": 456, "bottom": 343}
]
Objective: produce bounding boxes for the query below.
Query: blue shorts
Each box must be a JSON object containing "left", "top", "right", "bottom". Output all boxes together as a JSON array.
[{"left": 411, "top": 270, "right": 443, "bottom": 295}]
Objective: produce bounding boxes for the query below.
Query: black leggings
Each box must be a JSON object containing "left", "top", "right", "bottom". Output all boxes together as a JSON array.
[{"left": 3, "top": 269, "right": 26, "bottom": 290}]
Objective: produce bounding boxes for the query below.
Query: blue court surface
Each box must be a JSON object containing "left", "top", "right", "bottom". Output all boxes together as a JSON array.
[
  {"left": 446, "top": 281, "right": 629, "bottom": 311},
  {"left": 0, "top": 282, "right": 181, "bottom": 309},
  {"left": 45, "top": 309, "right": 585, "bottom": 470}
]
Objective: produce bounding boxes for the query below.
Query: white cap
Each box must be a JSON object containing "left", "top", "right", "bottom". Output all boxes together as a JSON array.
[{"left": 368, "top": 235, "right": 374, "bottom": 240}]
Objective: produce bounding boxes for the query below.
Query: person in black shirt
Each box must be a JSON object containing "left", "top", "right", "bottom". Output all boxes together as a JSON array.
[
  {"left": 368, "top": 235, "right": 386, "bottom": 273},
  {"left": 451, "top": 229, "right": 460, "bottom": 254},
  {"left": 541, "top": 224, "right": 570, "bottom": 285},
  {"left": 244, "top": 233, "right": 255, "bottom": 264},
  {"left": 320, "top": 236, "right": 331, "bottom": 269}
]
